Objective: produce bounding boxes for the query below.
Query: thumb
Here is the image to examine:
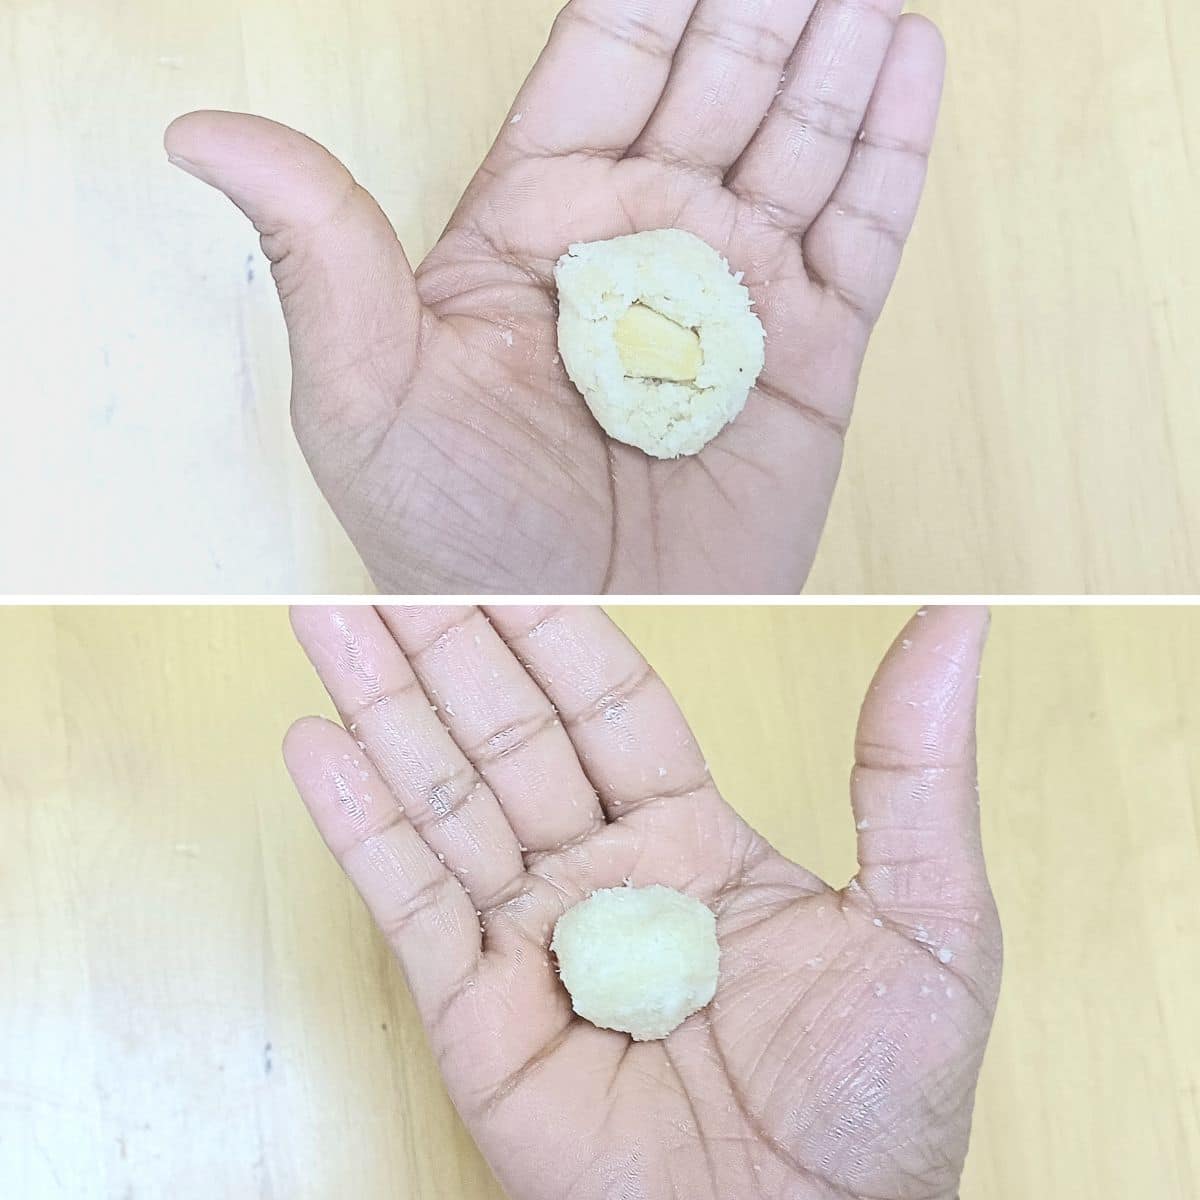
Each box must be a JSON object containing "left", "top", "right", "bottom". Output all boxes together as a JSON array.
[
  {"left": 165, "top": 110, "right": 422, "bottom": 438},
  {"left": 849, "top": 607, "right": 998, "bottom": 969}
]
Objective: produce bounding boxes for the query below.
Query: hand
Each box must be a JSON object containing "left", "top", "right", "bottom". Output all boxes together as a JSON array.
[
  {"left": 284, "top": 605, "right": 1001, "bottom": 1199},
  {"left": 166, "top": 1, "right": 946, "bottom": 594}
]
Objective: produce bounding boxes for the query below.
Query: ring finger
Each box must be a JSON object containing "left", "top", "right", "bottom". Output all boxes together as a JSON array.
[{"left": 290, "top": 606, "right": 527, "bottom": 912}]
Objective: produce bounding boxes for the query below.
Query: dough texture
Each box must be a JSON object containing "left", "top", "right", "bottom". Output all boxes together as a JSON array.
[
  {"left": 555, "top": 229, "right": 766, "bottom": 459},
  {"left": 550, "top": 885, "right": 720, "bottom": 1042}
]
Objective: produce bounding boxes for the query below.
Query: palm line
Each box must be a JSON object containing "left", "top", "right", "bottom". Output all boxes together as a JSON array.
[{"left": 705, "top": 1020, "right": 867, "bottom": 1200}]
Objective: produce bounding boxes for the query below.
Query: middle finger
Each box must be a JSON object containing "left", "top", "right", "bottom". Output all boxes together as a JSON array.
[
  {"left": 630, "top": 0, "right": 820, "bottom": 173},
  {"left": 376, "top": 606, "right": 607, "bottom": 854}
]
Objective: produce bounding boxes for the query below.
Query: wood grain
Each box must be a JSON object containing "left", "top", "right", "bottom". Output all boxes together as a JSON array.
[
  {"left": 1, "top": 606, "right": 1196, "bottom": 1197},
  {"left": 1, "top": 1, "right": 1197, "bottom": 592}
]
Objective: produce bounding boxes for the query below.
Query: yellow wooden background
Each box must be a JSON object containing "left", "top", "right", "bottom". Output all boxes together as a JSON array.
[
  {"left": 1, "top": 605, "right": 1196, "bottom": 1197},
  {"left": 2, "top": 1, "right": 1198, "bottom": 593}
]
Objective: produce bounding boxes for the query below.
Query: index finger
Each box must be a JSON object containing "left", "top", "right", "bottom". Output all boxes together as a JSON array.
[{"left": 466, "top": 0, "right": 698, "bottom": 184}]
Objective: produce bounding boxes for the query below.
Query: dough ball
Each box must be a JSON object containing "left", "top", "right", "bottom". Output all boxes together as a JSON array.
[
  {"left": 555, "top": 229, "right": 766, "bottom": 459},
  {"left": 550, "top": 885, "right": 720, "bottom": 1042}
]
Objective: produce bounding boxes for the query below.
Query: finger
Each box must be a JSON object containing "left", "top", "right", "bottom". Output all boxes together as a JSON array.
[
  {"left": 477, "top": 0, "right": 699, "bottom": 172},
  {"left": 483, "top": 607, "right": 711, "bottom": 819},
  {"left": 631, "top": 0, "right": 818, "bottom": 172},
  {"left": 802, "top": 14, "right": 947, "bottom": 323},
  {"left": 290, "top": 607, "right": 527, "bottom": 912},
  {"left": 850, "top": 606, "right": 996, "bottom": 967},
  {"left": 283, "top": 716, "right": 480, "bottom": 1022},
  {"left": 728, "top": 0, "right": 904, "bottom": 232},
  {"left": 164, "top": 111, "right": 423, "bottom": 439},
  {"left": 374, "top": 606, "right": 606, "bottom": 853}
]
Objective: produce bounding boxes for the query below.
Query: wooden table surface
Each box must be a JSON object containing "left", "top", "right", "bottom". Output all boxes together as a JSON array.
[
  {"left": 3, "top": 1, "right": 1198, "bottom": 593},
  {"left": 2, "top": 605, "right": 1197, "bottom": 1197}
]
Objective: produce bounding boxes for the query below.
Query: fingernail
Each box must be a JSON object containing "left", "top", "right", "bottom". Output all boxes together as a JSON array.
[{"left": 167, "top": 153, "right": 202, "bottom": 179}]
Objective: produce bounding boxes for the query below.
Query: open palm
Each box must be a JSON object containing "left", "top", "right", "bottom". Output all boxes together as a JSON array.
[
  {"left": 168, "top": 1, "right": 947, "bottom": 593},
  {"left": 285, "top": 606, "right": 1001, "bottom": 1199}
]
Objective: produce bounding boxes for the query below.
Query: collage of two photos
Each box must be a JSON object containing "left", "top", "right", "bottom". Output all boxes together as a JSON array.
[{"left": 3, "top": 1, "right": 1198, "bottom": 1198}]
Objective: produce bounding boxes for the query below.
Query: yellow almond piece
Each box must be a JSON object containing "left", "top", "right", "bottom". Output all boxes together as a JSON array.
[{"left": 614, "top": 303, "right": 703, "bottom": 382}]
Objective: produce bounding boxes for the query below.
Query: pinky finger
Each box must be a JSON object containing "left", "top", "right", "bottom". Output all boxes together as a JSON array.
[
  {"left": 802, "top": 14, "right": 946, "bottom": 325},
  {"left": 283, "top": 716, "right": 481, "bottom": 1023}
]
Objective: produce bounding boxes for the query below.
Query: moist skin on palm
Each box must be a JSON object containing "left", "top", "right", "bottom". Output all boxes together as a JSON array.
[
  {"left": 555, "top": 229, "right": 766, "bottom": 459},
  {"left": 550, "top": 884, "right": 721, "bottom": 1042}
]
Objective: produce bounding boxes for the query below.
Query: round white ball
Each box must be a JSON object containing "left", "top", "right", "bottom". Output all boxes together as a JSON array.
[
  {"left": 555, "top": 229, "right": 766, "bottom": 459},
  {"left": 550, "top": 885, "right": 720, "bottom": 1042}
]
